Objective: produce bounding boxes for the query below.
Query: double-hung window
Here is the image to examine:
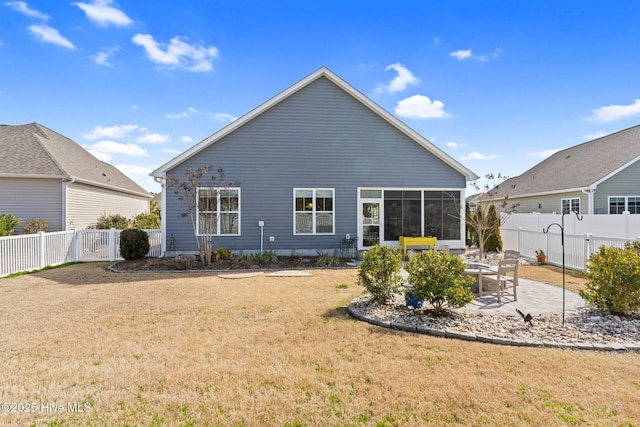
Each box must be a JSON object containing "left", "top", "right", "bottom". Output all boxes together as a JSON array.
[
  {"left": 197, "top": 187, "right": 240, "bottom": 235},
  {"left": 294, "top": 189, "right": 334, "bottom": 234},
  {"left": 609, "top": 196, "right": 640, "bottom": 214},
  {"left": 561, "top": 198, "right": 580, "bottom": 214}
]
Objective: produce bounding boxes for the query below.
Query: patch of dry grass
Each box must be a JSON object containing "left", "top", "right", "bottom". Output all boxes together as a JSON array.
[{"left": 1, "top": 263, "right": 638, "bottom": 426}]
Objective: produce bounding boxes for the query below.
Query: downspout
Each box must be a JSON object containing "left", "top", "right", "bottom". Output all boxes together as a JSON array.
[
  {"left": 582, "top": 187, "right": 595, "bottom": 214},
  {"left": 154, "top": 176, "right": 166, "bottom": 256}
]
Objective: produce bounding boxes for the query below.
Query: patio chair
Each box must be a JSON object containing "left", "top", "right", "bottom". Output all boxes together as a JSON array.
[
  {"left": 479, "top": 259, "right": 519, "bottom": 302},
  {"left": 503, "top": 250, "right": 520, "bottom": 260}
]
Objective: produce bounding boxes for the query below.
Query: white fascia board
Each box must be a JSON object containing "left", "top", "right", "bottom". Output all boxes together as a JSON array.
[
  {"left": 479, "top": 187, "right": 590, "bottom": 202},
  {"left": 69, "top": 176, "right": 151, "bottom": 198},
  {"left": 591, "top": 155, "right": 640, "bottom": 188}
]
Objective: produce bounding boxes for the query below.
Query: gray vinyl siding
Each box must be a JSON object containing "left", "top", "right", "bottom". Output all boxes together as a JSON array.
[
  {"left": 507, "top": 191, "right": 587, "bottom": 214},
  {"left": 0, "top": 178, "right": 63, "bottom": 233},
  {"left": 165, "top": 76, "right": 466, "bottom": 254},
  {"left": 67, "top": 182, "right": 149, "bottom": 229},
  {"left": 593, "top": 161, "right": 640, "bottom": 214}
]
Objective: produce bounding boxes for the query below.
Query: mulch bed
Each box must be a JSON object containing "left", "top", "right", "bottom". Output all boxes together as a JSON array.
[{"left": 111, "top": 256, "right": 356, "bottom": 272}]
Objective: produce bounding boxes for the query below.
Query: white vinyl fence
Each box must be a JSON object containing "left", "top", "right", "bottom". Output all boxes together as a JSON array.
[
  {"left": 501, "top": 212, "right": 640, "bottom": 270},
  {"left": 0, "top": 229, "right": 161, "bottom": 278}
]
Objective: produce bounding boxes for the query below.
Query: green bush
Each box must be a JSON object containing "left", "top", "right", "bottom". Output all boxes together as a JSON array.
[
  {"left": 236, "top": 250, "right": 278, "bottom": 264},
  {"left": 0, "top": 213, "right": 21, "bottom": 236},
  {"left": 23, "top": 218, "right": 49, "bottom": 234},
  {"left": 357, "top": 245, "right": 403, "bottom": 305},
  {"left": 119, "top": 229, "right": 150, "bottom": 260},
  {"left": 212, "top": 246, "right": 232, "bottom": 261},
  {"left": 132, "top": 212, "right": 161, "bottom": 229},
  {"left": 316, "top": 255, "right": 339, "bottom": 267},
  {"left": 95, "top": 213, "right": 130, "bottom": 230},
  {"left": 404, "top": 250, "right": 475, "bottom": 315},
  {"left": 580, "top": 242, "right": 640, "bottom": 316}
]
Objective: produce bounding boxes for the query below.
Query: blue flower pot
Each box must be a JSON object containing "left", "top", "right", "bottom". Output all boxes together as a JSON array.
[{"left": 405, "top": 291, "right": 424, "bottom": 309}]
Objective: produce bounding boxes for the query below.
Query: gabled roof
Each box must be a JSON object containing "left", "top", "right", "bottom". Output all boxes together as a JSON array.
[
  {"left": 0, "top": 123, "right": 150, "bottom": 197},
  {"left": 485, "top": 124, "right": 640, "bottom": 200},
  {"left": 152, "top": 67, "right": 478, "bottom": 181}
]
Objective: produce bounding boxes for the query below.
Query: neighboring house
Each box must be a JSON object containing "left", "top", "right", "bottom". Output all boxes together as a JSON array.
[
  {"left": 151, "top": 67, "right": 478, "bottom": 256},
  {"left": 0, "top": 123, "right": 151, "bottom": 232},
  {"left": 479, "top": 124, "right": 640, "bottom": 215}
]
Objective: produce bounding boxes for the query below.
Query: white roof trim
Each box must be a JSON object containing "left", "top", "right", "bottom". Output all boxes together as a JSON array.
[
  {"left": 479, "top": 187, "right": 591, "bottom": 202},
  {"left": 591, "top": 155, "right": 640, "bottom": 188},
  {"left": 151, "top": 67, "right": 478, "bottom": 181}
]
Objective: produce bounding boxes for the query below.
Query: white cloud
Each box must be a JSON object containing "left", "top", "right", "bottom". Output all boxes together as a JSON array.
[
  {"left": 91, "top": 46, "right": 119, "bottom": 66},
  {"left": 136, "top": 133, "right": 170, "bottom": 144},
  {"left": 214, "top": 113, "right": 237, "bottom": 122},
  {"left": 166, "top": 112, "right": 189, "bottom": 119},
  {"left": 5, "top": 1, "right": 49, "bottom": 19},
  {"left": 72, "top": 0, "right": 132, "bottom": 27},
  {"left": 132, "top": 33, "right": 218, "bottom": 72},
  {"left": 461, "top": 152, "right": 498, "bottom": 161},
  {"left": 395, "top": 94, "right": 450, "bottom": 119},
  {"left": 87, "top": 140, "right": 148, "bottom": 156},
  {"left": 83, "top": 124, "right": 139, "bottom": 140},
  {"left": 374, "top": 63, "right": 419, "bottom": 94},
  {"left": 583, "top": 131, "right": 607, "bottom": 141},
  {"left": 180, "top": 136, "right": 193, "bottom": 143},
  {"left": 450, "top": 48, "right": 501, "bottom": 62},
  {"left": 89, "top": 150, "right": 111, "bottom": 162},
  {"left": 115, "top": 164, "right": 154, "bottom": 189},
  {"left": 446, "top": 141, "right": 466, "bottom": 148},
  {"left": 588, "top": 99, "right": 640, "bottom": 122},
  {"left": 450, "top": 49, "right": 472, "bottom": 60},
  {"left": 28, "top": 24, "right": 75, "bottom": 49},
  {"left": 162, "top": 148, "right": 180, "bottom": 154}
]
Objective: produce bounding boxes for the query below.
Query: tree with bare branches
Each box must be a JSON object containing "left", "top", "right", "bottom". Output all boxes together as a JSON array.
[{"left": 167, "top": 166, "right": 239, "bottom": 265}]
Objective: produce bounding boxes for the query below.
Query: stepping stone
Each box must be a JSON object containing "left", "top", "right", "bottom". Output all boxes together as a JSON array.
[
  {"left": 217, "top": 272, "right": 264, "bottom": 279},
  {"left": 265, "top": 270, "right": 313, "bottom": 277}
]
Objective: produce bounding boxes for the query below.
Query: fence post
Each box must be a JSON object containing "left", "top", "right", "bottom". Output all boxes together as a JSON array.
[
  {"left": 110, "top": 228, "right": 117, "bottom": 261},
  {"left": 38, "top": 231, "right": 46, "bottom": 270}
]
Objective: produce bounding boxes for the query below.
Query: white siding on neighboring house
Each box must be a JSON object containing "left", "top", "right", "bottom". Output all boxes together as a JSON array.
[
  {"left": 506, "top": 190, "right": 587, "bottom": 214},
  {"left": 0, "top": 178, "right": 63, "bottom": 232},
  {"left": 66, "top": 182, "right": 149, "bottom": 229}
]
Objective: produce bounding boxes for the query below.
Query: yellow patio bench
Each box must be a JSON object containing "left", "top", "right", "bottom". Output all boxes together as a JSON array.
[{"left": 399, "top": 236, "right": 437, "bottom": 256}]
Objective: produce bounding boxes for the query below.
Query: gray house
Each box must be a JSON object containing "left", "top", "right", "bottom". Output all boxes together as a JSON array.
[
  {"left": 480, "top": 124, "right": 640, "bottom": 215},
  {"left": 0, "top": 123, "right": 151, "bottom": 232},
  {"left": 151, "top": 67, "right": 478, "bottom": 256}
]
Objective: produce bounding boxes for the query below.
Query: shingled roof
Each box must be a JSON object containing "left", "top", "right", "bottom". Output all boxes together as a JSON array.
[
  {"left": 485, "top": 124, "right": 640, "bottom": 200},
  {"left": 0, "top": 123, "right": 149, "bottom": 197}
]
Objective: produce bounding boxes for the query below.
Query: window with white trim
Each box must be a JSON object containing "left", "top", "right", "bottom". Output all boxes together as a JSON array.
[
  {"left": 561, "top": 198, "right": 580, "bottom": 214},
  {"left": 609, "top": 196, "right": 640, "bottom": 214},
  {"left": 197, "top": 187, "right": 240, "bottom": 235},
  {"left": 294, "top": 189, "right": 334, "bottom": 234}
]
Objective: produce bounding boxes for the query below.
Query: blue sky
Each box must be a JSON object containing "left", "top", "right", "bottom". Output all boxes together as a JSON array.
[{"left": 3, "top": 1, "right": 640, "bottom": 194}]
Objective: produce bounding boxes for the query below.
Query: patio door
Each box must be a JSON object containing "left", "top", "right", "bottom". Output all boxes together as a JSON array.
[{"left": 360, "top": 201, "right": 381, "bottom": 248}]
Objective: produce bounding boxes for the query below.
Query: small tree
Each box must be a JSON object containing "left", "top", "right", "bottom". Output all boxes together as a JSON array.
[
  {"left": 95, "top": 213, "right": 130, "bottom": 230},
  {"left": 357, "top": 245, "right": 403, "bottom": 305},
  {"left": 467, "top": 173, "right": 519, "bottom": 260},
  {"left": 0, "top": 213, "right": 21, "bottom": 236},
  {"left": 484, "top": 204, "right": 503, "bottom": 252},
  {"left": 405, "top": 251, "right": 474, "bottom": 315},
  {"left": 23, "top": 218, "right": 49, "bottom": 234},
  {"left": 132, "top": 212, "right": 161, "bottom": 229},
  {"left": 167, "top": 166, "right": 238, "bottom": 265}
]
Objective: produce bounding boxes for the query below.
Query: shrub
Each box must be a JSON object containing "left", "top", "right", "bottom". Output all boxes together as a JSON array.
[
  {"left": 95, "top": 213, "right": 130, "bottom": 230},
  {"left": 23, "top": 218, "right": 49, "bottom": 234},
  {"left": 580, "top": 242, "right": 640, "bottom": 316},
  {"left": 132, "top": 212, "right": 161, "bottom": 229},
  {"left": 236, "top": 250, "right": 278, "bottom": 264},
  {"left": 316, "top": 255, "right": 339, "bottom": 267},
  {"left": 357, "top": 245, "right": 403, "bottom": 305},
  {"left": 484, "top": 204, "right": 503, "bottom": 252},
  {"left": 119, "top": 229, "right": 150, "bottom": 260},
  {"left": 0, "top": 213, "right": 21, "bottom": 236},
  {"left": 404, "top": 250, "right": 475, "bottom": 315},
  {"left": 212, "top": 246, "right": 232, "bottom": 261}
]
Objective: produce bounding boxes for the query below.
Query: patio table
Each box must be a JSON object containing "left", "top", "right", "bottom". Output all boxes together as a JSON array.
[{"left": 464, "top": 262, "right": 495, "bottom": 294}]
